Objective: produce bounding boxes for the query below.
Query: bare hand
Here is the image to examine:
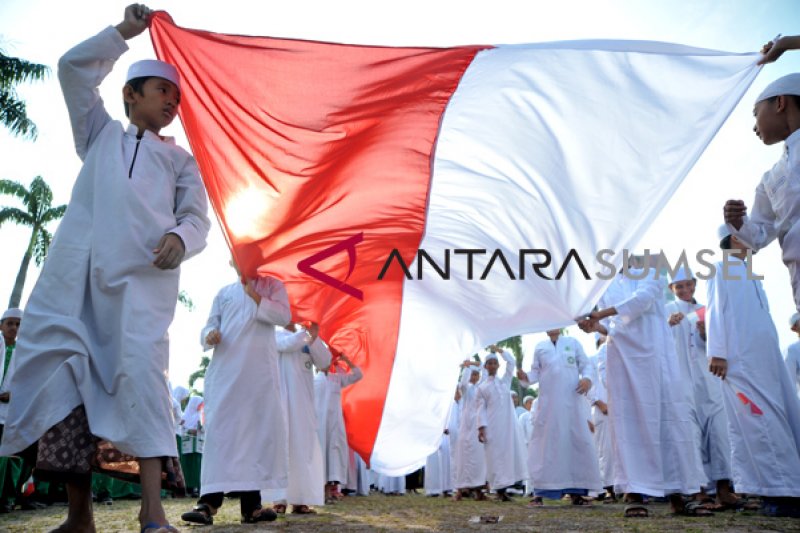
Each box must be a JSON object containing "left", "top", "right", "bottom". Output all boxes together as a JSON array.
[
  {"left": 668, "top": 312, "right": 684, "bottom": 327},
  {"left": 758, "top": 36, "right": 799, "bottom": 65},
  {"left": 243, "top": 280, "right": 262, "bottom": 304},
  {"left": 516, "top": 368, "right": 529, "bottom": 382},
  {"left": 594, "top": 399, "right": 608, "bottom": 415},
  {"left": 478, "top": 426, "right": 487, "bottom": 443},
  {"left": 308, "top": 322, "right": 320, "bottom": 341},
  {"left": 0, "top": 392, "right": 9, "bottom": 403},
  {"left": 577, "top": 318, "right": 597, "bottom": 333},
  {"left": 205, "top": 329, "right": 221, "bottom": 346},
  {"left": 709, "top": 357, "right": 728, "bottom": 380},
  {"left": 153, "top": 233, "right": 185, "bottom": 270},
  {"left": 116, "top": 4, "right": 152, "bottom": 40},
  {"left": 696, "top": 320, "right": 706, "bottom": 340},
  {"left": 723, "top": 200, "right": 747, "bottom": 231},
  {"left": 575, "top": 378, "right": 592, "bottom": 395}
]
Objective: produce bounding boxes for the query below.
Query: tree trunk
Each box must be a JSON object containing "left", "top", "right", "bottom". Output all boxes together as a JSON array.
[{"left": 8, "top": 228, "right": 37, "bottom": 308}]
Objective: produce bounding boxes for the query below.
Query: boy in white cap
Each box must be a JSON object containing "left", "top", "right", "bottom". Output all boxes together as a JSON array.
[
  {"left": 0, "top": 5, "right": 210, "bottom": 532},
  {"left": 452, "top": 360, "right": 487, "bottom": 501},
  {"left": 723, "top": 61, "right": 800, "bottom": 311},
  {"left": 666, "top": 267, "right": 740, "bottom": 510},
  {"left": 476, "top": 346, "right": 527, "bottom": 502},
  {"left": 786, "top": 313, "right": 800, "bottom": 398},
  {"left": 707, "top": 225, "right": 800, "bottom": 516}
]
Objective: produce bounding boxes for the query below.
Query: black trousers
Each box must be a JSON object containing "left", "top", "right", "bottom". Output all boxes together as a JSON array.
[{"left": 199, "top": 490, "right": 261, "bottom": 516}]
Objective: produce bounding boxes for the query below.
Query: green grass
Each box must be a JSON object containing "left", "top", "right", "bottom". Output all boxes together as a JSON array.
[{"left": 1, "top": 493, "right": 799, "bottom": 532}]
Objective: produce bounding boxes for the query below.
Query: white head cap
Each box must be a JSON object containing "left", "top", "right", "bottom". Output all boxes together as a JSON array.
[
  {"left": 126, "top": 59, "right": 180, "bottom": 89},
  {"left": 755, "top": 73, "right": 800, "bottom": 104},
  {"left": 484, "top": 352, "right": 499, "bottom": 363},
  {"left": 790, "top": 313, "right": 800, "bottom": 327},
  {"left": 522, "top": 395, "right": 534, "bottom": 405},
  {"left": 1, "top": 308, "right": 22, "bottom": 321},
  {"left": 669, "top": 266, "right": 694, "bottom": 285}
]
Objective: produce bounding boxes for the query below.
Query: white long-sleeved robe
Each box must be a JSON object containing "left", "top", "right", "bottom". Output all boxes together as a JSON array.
[
  {"left": 732, "top": 129, "right": 800, "bottom": 311},
  {"left": 453, "top": 367, "right": 486, "bottom": 489},
  {"left": 0, "top": 26, "right": 210, "bottom": 458},
  {"left": 199, "top": 279, "right": 290, "bottom": 495},
  {"left": 785, "top": 341, "right": 800, "bottom": 399},
  {"left": 424, "top": 400, "right": 457, "bottom": 496},
  {"left": 523, "top": 336, "right": 601, "bottom": 493},
  {"left": 315, "top": 366, "right": 363, "bottom": 483},
  {"left": 275, "top": 328, "right": 331, "bottom": 505},
  {"left": 477, "top": 350, "right": 528, "bottom": 491},
  {"left": 666, "top": 299, "right": 731, "bottom": 486},
  {"left": 588, "top": 346, "right": 613, "bottom": 488},
  {"left": 600, "top": 272, "right": 705, "bottom": 496},
  {"left": 707, "top": 258, "right": 800, "bottom": 496}
]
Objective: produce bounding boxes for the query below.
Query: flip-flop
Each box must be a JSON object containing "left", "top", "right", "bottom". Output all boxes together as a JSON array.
[
  {"left": 673, "top": 500, "right": 713, "bottom": 517},
  {"left": 141, "top": 523, "right": 179, "bottom": 533},
  {"left": 241, "top": 507, "right": 278, "bottom": 523},
  {"left": 624, "top": 504, "right": 648, "bottom": 518},
  {"left": 291, "top": 505, "right": 317, "bottom": 514}
]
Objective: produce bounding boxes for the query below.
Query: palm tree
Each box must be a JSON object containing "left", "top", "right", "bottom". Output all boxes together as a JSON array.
[
  {"left": 0, "top": 176, "right": 66, "bottom": 307},
  {"left": 0, "top": 46, "right": 49, "bottom": 139}
]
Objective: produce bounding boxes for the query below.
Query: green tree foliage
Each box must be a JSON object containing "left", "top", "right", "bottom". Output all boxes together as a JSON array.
[
  {"left": 0, "top": 176, "right": 66, "bottom": 307},
  {"left": 0, "top": 46, "right": 49, "bottom": 139}
]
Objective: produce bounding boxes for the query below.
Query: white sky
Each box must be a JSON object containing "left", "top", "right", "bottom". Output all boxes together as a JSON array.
[{"left": 1, "top": 0, "right": 800, "bottom": 389}]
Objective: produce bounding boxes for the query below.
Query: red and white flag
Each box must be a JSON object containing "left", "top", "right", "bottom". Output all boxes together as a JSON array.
[{"left": 149, "top": 12, "right": 758, "bottom": 474}]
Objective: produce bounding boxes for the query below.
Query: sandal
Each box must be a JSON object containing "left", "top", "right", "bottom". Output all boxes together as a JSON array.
[
  {"left": 291, "top": 504, "right": 317, "bottom": 514},
  {"left": 673, "top": 500, "right": 713, "bottom": 517},
  {"left": 273, "top": 503, "right": 287, "bottom": 514},
  {"left": 181, "top": 503, "right": 214, "bottom": 525},
  {"left": 527, "top": 497, "right": 544, "bottom": 507},
  {"left": 141, "top": 523, "right": 179, "bottom": 533},
  {"left": 570, "top": 495, "right": 592, "bottom": 506},
  {"left": 624, "top": 504, "right": 648, "bottom": 518},
  {"left": 241, "top": 506, "right": 278, "bottom": 523}
]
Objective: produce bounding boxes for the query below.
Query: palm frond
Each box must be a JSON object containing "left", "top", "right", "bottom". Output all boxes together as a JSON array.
[
  {"left": 40, "top": 204, "right": 67, "bottom": 224},
  {"left": 0, "top": 90, "right": 37, "bottom": 139},
  {"left": 33, "top": 227, "right": 52, "bottom": 266},
  {"left": 0, "top": 179, "right": 30, "bottom": 202},
  {"left": 0, "top": 206, "right": 34, "bottom": 227},
  {"left": 0, "top": 51, "right": 49, "bottom": 89}
]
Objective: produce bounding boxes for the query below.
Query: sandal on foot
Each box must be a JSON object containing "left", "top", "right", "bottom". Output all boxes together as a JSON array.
[
  {"left": 241, "top": 507, "right": 278, "bottom": 523},
  {"left": 571, "top": 495, "right": 592, "bottom": 506},
  {"left": 673, "top": 500, "right": 713, "bottom": 517},
  {"left": 624, "top": 504, "right": 648, "bottom": 518},
  {"left": 181, "top": 503, "right": 214, "bottom": 525},
  {"left": 141, "top": 523, "right": 179, "bottom": 533},
  {"left": 273, "top": 503, "right": 287, "bottom": 514},
  {"left": 527, "top": 497, "right": 544, "bottom": 507},
  {"left": 291, "top": 505, "right": 317, "bottom": 514}
]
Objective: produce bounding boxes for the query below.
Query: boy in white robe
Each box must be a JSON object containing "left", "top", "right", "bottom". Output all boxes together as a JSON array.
[
  {"left": 477, "top": 347, "right": 527, "bottom": 502},
  {"left": 708, "top": 227, "right": 800, "bottom": 516},
  {"left": 424, "top": 398, "right": 456, "bottom": 497},
  {"left": 0, "top": 6, "right": 210, "bottom": 532},
  {"left": 452, "top": 362, "right": 487, "bottom": 501},
  {"left": 587, "top": 336, "right": 615, "bottom": 502},
  {"left": 666, "top": 267, "right": 738, "bottom": 509},
  {"left": 786, "top": 313, "right": 800, "bottom": 398},
  {"left": 517, "top": 330, "right": 600, "bottom": 506},
  {"left": 273, "top": 322, "right": 331, "bottom": 514},
  {"left": 181, "top": 274, "right": 290, "bottom": 525},
  {"left": 723, "top": 72, "right": 800, "bottom": 311},
  {"left": 578, "top": 255, "right": 707, "bottom": 518}
]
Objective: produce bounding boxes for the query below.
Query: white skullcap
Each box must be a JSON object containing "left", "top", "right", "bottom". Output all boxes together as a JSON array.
[
  {"left": 484, "top": 352, "right": 499, "bottom": 362},
  {"left": 755, "top": 73, "right": 800, "bottom": 104},
  {"left": 669, "top": 266, "right": 694, "bottom": 285},
  {"left": 126, "top": 59, "right": 180, "bottom": 89},
  {"left": 172, "top": 385, "right": 190, "bottom": 403},
  {"left": 522, "top": 395, "right": 534, "bottom": 405},
  {"left": 510, "top": 390, "right": 518, "bottom": 397},
  {"left": 1, "top": 308, "right": 22, "bottom": 321},
  {"left": 790, "top": 313, "right": 800, "bottom": 327}
]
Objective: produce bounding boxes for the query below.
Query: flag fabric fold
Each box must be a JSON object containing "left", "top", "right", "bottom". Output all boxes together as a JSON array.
[{"left": 149, "top": 11, "right": 759, "bottom": 474}]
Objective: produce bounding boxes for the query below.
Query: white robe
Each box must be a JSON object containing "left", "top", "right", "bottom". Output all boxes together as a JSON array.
[
  {"left": 600, "top": 272, "right": 705, "bottom": 496},
  {"left": 0, "top": 26, "right": 210, "bottom": 458},
  {"left": 424, "top": 400, "right": 456, "bottom": 495},
  {"left": 588, "top": 346, "right": 613, "bottom": 488},
  {"left": 453, "top": 368, "right": 486, "bottom": 489},
  {"left": 275, "top": 328, "right": 331, "bottom": 505},
  {"left": 732, "top": 129, "right": 800, "bottom": 311},
  {"left": 315, "top": 367, "right": 363, "bottom": 483},
  {"left": 665, "top": 299, "right": 731, "bottom": 486},
  {"left": 785, "top": 341, "right": 800, "bottom": 399},
  {"left": 200, "top": 279, "right": 290, "bottom": 494},
  {"left": 0, "top": 339, "right": 17, "bottom": 426},
  {"left": 523, "top": 336, "right": 601, "bottom": 492},
  {"left": 477, "top": 350, "right": 528, "bottom": 490},
  {"left": 707, "top": 258, "right": 800, "bottom": 496},
  {"left": 345, "top": 447, "right": 370, "bottom": 496}
]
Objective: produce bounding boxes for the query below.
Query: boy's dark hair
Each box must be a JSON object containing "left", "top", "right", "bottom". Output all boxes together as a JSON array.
[
  {"left": 123, "top": 76, "right": 150, "bottom": 117},
  {"left": 720, "top": 235, "right": 732, "bottom": 250}
]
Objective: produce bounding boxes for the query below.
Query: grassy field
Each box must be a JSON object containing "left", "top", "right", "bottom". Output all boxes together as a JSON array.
[{"left": 1, "top": 492, "right": 799, "bottom": 532}]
